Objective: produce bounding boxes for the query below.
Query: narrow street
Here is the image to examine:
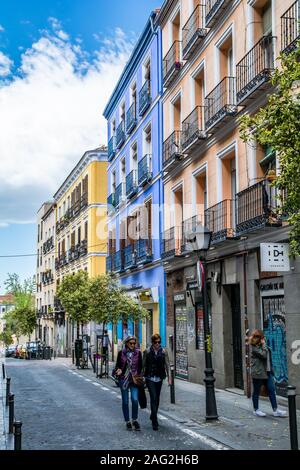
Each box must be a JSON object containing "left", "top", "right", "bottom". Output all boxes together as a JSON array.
[{"left": 5, "top": 358, "right": 221, "bottom": 451}]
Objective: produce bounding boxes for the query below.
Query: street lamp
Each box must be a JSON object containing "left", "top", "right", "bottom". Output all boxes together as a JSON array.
[{"left": 186, "top": 225, "right": 218, "bottom": 421}]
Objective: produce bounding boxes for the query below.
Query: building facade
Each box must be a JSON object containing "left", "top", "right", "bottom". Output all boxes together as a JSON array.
[
  {"left": 54, "top": 148, "right": 108, "bottom": 356},
  {"left": 36, "top": 202, "right": 56, "bottom": 348},
  {"left": 103, "top": 10, "right": 166, "bottom": 355},
  {"left": 157, "top": 0, "right": 300, "bottom": 395},
  {"left": 0, "top": 294, "right": 15, "bottom": 343}
]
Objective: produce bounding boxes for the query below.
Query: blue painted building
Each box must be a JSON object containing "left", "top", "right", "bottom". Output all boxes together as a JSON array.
[{"left": 103, "top": 10, "right": 166, "bottom": 352}]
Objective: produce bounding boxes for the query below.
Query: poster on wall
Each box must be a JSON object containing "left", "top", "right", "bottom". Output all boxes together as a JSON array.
[{"left": 175, "top": 306, "right": 188, "bottom": 379}]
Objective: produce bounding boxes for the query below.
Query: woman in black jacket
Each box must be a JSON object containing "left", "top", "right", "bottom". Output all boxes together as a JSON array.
[{"left": 143, "top": 334, "right": 171, "bottom": 430}]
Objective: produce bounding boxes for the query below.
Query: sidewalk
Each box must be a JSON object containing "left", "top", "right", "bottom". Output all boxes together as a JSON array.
[
  {"left": 0, "top": 358, "right": 9, "bottom": 450},
  {"left": 62, "top": 357, "right": 300, "bottom": 450}
]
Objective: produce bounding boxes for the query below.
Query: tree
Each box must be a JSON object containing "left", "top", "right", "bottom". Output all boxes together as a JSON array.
[
  {"left": 4, "top": 274, "right": 36, "bottom": 340},
  {"left": 0, "top": 327, "right": 13, "bottom": 346},
  {"left": 88, "top": 274, "right": 149, "bottom": 327},
  {"left": 239, "top": 45, "right": 300, "bottom": 255},
  {"left": 56, "top": 270, "right": 91, "bottom": 339}
]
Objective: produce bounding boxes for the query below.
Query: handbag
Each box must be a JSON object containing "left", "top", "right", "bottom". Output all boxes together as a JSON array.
[
  {"left": 138, "top": 386, "right": 147, "bottom": 409},
  {"left": 132, "top": 375, "right": 145, "bottom": 387}
]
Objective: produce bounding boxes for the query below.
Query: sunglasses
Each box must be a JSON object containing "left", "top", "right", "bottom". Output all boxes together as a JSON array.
[
  {"left": 128, "top": 342, "right": 136, "bottom": 345},
  {"left": 153, "top": 341, "right": 161, "bottom": 344}
]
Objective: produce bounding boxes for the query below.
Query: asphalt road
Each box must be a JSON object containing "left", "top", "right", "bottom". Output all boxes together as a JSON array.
[{"left": 5, "top": 358, "right": 213, "bottom": 451}]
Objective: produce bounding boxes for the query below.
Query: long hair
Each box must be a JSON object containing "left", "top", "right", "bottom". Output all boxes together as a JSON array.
[{"left": 250, "top": 329, "right": 265, "bottom": 346}]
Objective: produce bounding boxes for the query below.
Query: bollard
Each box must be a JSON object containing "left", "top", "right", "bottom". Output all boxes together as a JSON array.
[
  {"left": 288, "top": 385, "right": 299, "bottom": 450},
  {"left": 170, "top": 365, "right": 175, "bottom": 404},
  {"left": 13, "top": 421, "right": 22, "bottom": 451},
  {"left": 8, "top": 393, "right": 14, "bottom": 434},
  {"left": 6, "top": 377, "right": 11, "bottom": 406},
  {"left": 2, "top": 362, "right": 5, "bottom": 380}
]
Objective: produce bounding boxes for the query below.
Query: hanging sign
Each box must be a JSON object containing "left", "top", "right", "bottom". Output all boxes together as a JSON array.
[{"left": 260, "top": 243, "right": 290, "bottom": 272}]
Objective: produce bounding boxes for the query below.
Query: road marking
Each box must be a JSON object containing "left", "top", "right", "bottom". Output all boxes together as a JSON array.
[
  {"left": 157, "top": 414, "right": 168, "bottom": 421},
  {"left": 181, "top": 428, "right": 230, "bottom": 450},
  {"left": 84, "top": 379, "right": 92, "bottom": 382},
  {"left": 92, "top": 383, "right": 101, "bottom": 387},
  {"left": 101, "top": 386, "right": 109, "bottom": 391},
  {"left": 111, "top": 391, "right": 117, "bottom": 394},
  {"left": 116, "top": 396, "right": 122, "bottom": 399}
]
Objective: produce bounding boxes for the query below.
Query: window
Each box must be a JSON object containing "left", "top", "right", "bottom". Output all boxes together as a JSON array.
[
  {"left": 120, "top": 102, "right": 125, "bottom": 123},
  {"left": 120, "top": 158, "right": 126, "bottom": 183},
  {"left": 111, "top": 119, "right": 116, "bottom": 136},
  {"left": 218, "top": 32, "right": 233, "bottom": 80},
  {"left": 130, "top": 142, "right": 138, "bottom": 171},
  {"left": 84, "top": 221, "right": 88, "bottom": 241},
  {"left": 143, "top": 58, "right": 151, "bottom": 84},
  {"left": 143, "top": 124, "right": 152, "bottom": 173},
  {"left": 130, "top": 81, "right": 137, "bottom": 106},
  {"left": 111, "top": 170, "right": 116, "bottom": 193},
  {"left": 38, "top": 224, "right": 40, "bottom": 243},
  {"left": 172, "top": 94, "right": 181, "bottom": 131},
  {"left": 37, "top": 249, "right": 39, "bottom": 267},
  {"left": 194, "top": 67, "right": 205, "bottom": 107},
  {"left": 71, "top": 231, "right": 76, "bottom": 248},
  {"left": 78, "top": 226, "right": 81, "bottom": 244}
]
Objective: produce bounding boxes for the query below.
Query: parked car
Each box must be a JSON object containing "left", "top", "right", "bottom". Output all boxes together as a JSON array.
[
  {"left": 5, "top": 345, "right": 17, "bottom": 357},
  {"left": 15, "top": 344, "right": 27, "bottom": 359},
  {"left": 26, "top": 341, "right": 41, "bottom": 359}
]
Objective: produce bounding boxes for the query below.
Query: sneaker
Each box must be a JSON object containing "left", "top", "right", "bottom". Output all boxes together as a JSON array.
[
  {"left": 253, "top": 409, "right": 266, "bottom": 417},
  {"left": 273, "top": 409, "right": 287, "bottom": 417},
  {"left": 132, "top": 420, "right": 141, "bottom": 431},
  {"left": 126, "top": 421, "right": 132, "bottom": 430}
]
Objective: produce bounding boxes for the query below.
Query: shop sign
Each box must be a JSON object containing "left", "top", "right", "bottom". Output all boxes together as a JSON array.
[
  {"left": 260, "top": 243, "right": 290, "bottom": 272},
  {"left": 174, "top": 292, "right": 186, "bottom": 304},
  {"left": 186, "top": 280, "right": 198, "bottom": 291}
]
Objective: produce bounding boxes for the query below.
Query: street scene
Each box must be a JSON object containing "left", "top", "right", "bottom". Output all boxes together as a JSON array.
[{"left": 0, "top": 0, "right": 300, "bottom": 457}]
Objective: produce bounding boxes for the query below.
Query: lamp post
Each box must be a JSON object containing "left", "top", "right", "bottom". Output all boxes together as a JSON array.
[{"left": 186, "top": 225, "right": 218, "bottom": 421}]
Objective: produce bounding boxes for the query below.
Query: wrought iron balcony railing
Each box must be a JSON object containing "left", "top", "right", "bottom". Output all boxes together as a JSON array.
[
  {"left": 161, "top": 227, "right": 182, "bottom": 259},
  {"left": 181, "top": 216, "right": 201, "bottom": 252},
  {"left": 108, "top": 136, "right": 116, "bottom": 162},
  {"left": 182, "top": 106, "right": 206, "bottom": 152},
  {"left": 116, "top": 120, "right": 125, "bottom": 149},
  {"left": 204, "top": 76, "right": 237, "bottom": 130},
  {"left": 114, "top": 250, "right": 124, "bottom": 273},
  {"left": 139, "top": 80, "right": 151, "bottom": 116},
  {"left": 205, "top": 199, "right": 234, "bottom": 243},
  {"left": 79, "top": 239, "right": 87, "bottom": 257},
  {"left": 43, "top": 236, "right": 54, "bottom": 255},
  {"left": 236, "top": 180, "right": 282, "bottom": 237},
  {"left": 281, "top": 0, "right": 300, "bottom": 54},
  {"left": 138, "top": 154, "right": 152, "bottom": 187},
  {"left": 182, "top": 4, "right": 207, "bottom": 60},
  {"left": 124, "top": 244, "right": 137, "bottom": 270},
  {"left": 42, "top": 270, "right": 54, "bottom": 285},
  {"left": 205, "top": 0, "right": 231, "bottom": 28},
  {"left": 163, "top": 131, "right": 183, "bottom": 169},
  {"left": 106, "top": 254, "right": 114, "bottom": 272},
  {"left": 107, "top": 193, "right": 115, "bottom": 213},
  {"left": 163, "top": 41, "right": 183, "bottom": 88},
  {"left": 126, "top": 170, "right": 138, "bottom": 198},
  {"left": 136, "top": 239, "right": 152, "bottom": 264},
  {"left": 115, "top": 182, "right": 126, "bottom": 208},
  {"left": 126, "top": 102, "right": 137, "bottom": 134},
  {"left": 236, "top": 35, "right": 276, "bottom": 105}
]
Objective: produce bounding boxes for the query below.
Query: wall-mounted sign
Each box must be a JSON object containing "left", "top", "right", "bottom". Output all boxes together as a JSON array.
[
  {"left": 186, "top": 280, "right": 198, "bottom": 291},
  {"left": 174, "top": 292, "right": 186, "bottom": 304},
  {"left": 260, "top": 243, "right": 290, "bottom": 272}
]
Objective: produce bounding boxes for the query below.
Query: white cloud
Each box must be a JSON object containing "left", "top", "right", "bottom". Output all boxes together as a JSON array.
[
  {"left": 0, "top": 24, "right": 133, "bottom": 225},
  {"left": 0, "top": 25, "right": 5, "bottom": 33},
  {"left": 0, "top": 51, "right": 13, "bottom": 77}
]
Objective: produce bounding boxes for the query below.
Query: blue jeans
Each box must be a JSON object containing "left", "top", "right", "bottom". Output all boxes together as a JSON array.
[
  {"left": 252, "top": 372, "right": 278, "bottom": 411},
  {"left": 146, "top": 379, "right": 163, "bottom": 425},
  {"left": 120, "top": 383, "right": 139, "bottom": 422}
]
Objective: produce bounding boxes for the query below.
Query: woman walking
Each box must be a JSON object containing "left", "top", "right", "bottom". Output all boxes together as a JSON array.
[
  {"left": 249, "top": 329, "right": 287, "bottom": 417},
  {"left": 143, "top": 334, "right": 171, "bottom": 430},
  {"left": 115, "top": 336, "right": 143, "bottom": 430}
]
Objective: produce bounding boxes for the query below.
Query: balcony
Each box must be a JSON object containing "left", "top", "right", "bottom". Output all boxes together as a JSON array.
[
  {"left": 136, "top": 239, "right": 152, "bottom": 265},
  {"left": 163, "top": 131, "right": 183, "bottom": 171},
  {"left": 161, "top": 227, "right": 182, "bottom": 260},
  {"left": 108, "top": 136, "right": 116, "bottom": 162},
  {"left": 182, "top": 4, "right": 207, "bottom": 60},
  {"left": 106, "top": 254, "right": 114, "bottom": 272},
  {"left": 235, "top": 180, "right": 282, "bottom": 237},
  {"left": 138, "top": 155, "right": 152, "bottom": 186},
  {"left": 80, "top": 193, "right": 88, "bottom": 210},
  {"left": 42, "top": 270, "right": 54, "bottom": 285},
  {"left": 205, "top": 0, "right": 231, "bottom": 28},
  {"left": 236, "top": 35, "right": 276, "bottom": 105},
  {"left": 205, "top": 77, "right": 237, "bottom": 131},
  {"left": 281, "top": 1, "right": 300, "bottom": 54},
  {"left": 163, "top": 41, "right": 183, "bottom": 88},
  {"left": 205, "top": 199, "right": 235, "bottom": 243},
  {"left": 124, "top": 244, "right": 137, "bottom": 270},
  {"left": 114, "top": 250, "right": 124, "bottom": 273},
  {"left": 116, "top": 120, "right": 125, "bottom": 149},
  {"left": 126, "top": 170, "right": 138, "bottom": 199},
  {"left": 126, "top": 103, "right": 137, "bottom": 134},
  {"left": 139, "top": 80, "right": 151, "bottom": 116},
  {"left": 182, "top": 106, "right": 206, "bottom": 153},
  {"left": 181, "top": 216, "right": 201, "bottom": 253},
  {"left": 43, "top": 236, "right": 54, "bottom": 255},
  {"left": 115, "top": 183, "right": 126, "bottom": 208},
  {"left": 79, "top": 239, "right": 87, "bottom": 257}
]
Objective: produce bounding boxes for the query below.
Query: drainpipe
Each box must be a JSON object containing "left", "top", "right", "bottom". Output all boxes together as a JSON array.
[{"left": 243, "top": 252, "right": 251, "bottom": 398}]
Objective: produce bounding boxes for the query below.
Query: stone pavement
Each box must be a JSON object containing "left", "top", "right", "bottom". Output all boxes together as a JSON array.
[
  {"left": 0, "top": 357, "right": 14, "bottom": 451},
  {"left": 60, "top": 356, "right": 300, "bottom": 450}
]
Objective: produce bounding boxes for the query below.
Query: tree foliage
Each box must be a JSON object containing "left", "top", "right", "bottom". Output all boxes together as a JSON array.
[
  {"left": 239, "top": 46, "right": 300, "bottom": 255},
  {"left": 89, "top": 274, "right": 149, "bottom": 325},
  {"left": 56, "top": 270, "right": 91, "bottom": 326},
  {"left": 3, "top": 273, "right": 36, "bottom": 339}
]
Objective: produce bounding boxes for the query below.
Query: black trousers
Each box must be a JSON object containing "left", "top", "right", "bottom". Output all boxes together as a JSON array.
[{"left": 146, "top": 379, "right": 163, "bottom": 425}]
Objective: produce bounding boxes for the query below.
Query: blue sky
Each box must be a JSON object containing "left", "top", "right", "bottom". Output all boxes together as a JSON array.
[{"left": 0, "top": 0, "right": 161, "bottom": 293}]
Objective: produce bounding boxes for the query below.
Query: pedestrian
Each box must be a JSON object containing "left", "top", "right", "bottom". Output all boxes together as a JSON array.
[
  {"left": 249, "top": 329, "right": 287, "bottom": 417},
  {"left": 115, "top": 336, "right": 143, "bottom": 431},
  {"left": 101, "top": 329, "right": 111, "bottom": 364},
  {"left": 143, "top": 334, "right": 171, "bottom": 430}
]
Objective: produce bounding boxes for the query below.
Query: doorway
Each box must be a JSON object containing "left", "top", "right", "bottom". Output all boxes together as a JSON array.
[{"left": 230, "top": 285, "right": 244, "bottom": 389}]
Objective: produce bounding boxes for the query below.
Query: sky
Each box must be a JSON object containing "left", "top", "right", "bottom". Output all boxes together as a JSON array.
[{"left": 0, "top": 0, "right": 161, "bottom": 293}]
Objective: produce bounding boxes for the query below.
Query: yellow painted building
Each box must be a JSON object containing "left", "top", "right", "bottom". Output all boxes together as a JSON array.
[{"left": 54, "top": 147, "right": 107, "bottom": 355}]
